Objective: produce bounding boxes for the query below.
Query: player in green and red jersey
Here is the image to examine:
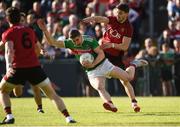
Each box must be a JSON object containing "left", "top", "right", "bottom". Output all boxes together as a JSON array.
[{"left": 38, "top": 19, "right": 148, "bottom": 113}]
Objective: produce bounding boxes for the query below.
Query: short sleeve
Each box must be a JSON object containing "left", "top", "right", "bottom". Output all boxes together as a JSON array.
[
  {"left": 64, "top": 39, "right": 74, "bottom": 49},
  {"left": 1, "top": 32, "right": 8, "bottom": 44},
  {"left": 124, "top": 23, "right": 133, "bottom": 38},
  {"left": 108, "top": 16, "right": 116, "bottom": 25}
]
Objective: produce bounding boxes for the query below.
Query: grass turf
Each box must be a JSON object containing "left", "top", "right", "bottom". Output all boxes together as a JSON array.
[{"left": 0, "top": 97, "right": 180, "bottom": 126}]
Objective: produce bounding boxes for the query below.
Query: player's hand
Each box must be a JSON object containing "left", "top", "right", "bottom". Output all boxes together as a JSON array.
[
  {"left": 82, "top": 17, "right": 96, "bottom": 24},
  {"left": 81, "top": 61, "right": 94, "bottom": 68},
  {"left": 6, "top": 67, "right": 15, "bottom": 78},
  {"left": 40, "top": 48, "right": 48, "bottom": 56},
  {"left": 100, "top": 43, "right": 113, "bottom": 49},
  {"left": 37, "top": 19, "right": 47, "bottom": 31}
]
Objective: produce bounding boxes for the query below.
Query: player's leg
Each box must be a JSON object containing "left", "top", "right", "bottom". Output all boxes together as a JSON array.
[
  {"left": 0, "top": 78, "right": 16, "bottom": 124},
  {"left": 108, "top": 63, "right": 142, "bottom": 112},
  {"left": 124, "top": 59, "right": 148, "bottom": 81},
  {"left": 28, "top": 66, "right": 76, "bottom": 123},
  {"left": 109, "top": 59, "right": 148, "bottom": 82},
  {"left": 88, "top": 76, "right": 117, "bottom": 112},
  {"left": 13, "top": 85, "right": 23, "bottom": 97},
  {"left": 119, "top": 80, "right": 140, "bottom": 112},
  {"left": 109, "top": 66, "right": 133, "bottom": 81},
  {"left": 31, "top": 85, "right": 44, "bottom": 113},
  {"left": 0, "top": 67, "right": 26, "bottom": 124},
  {"left": 36, "top": 78, "right": 76, "bottom": 123},
  {"left": 109, "top": 67, "right": 141, "bottom": 112}
]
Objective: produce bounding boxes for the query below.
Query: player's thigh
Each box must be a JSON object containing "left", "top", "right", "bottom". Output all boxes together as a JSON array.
[
  {"left": 109, "top": 66, "right": 129, "bottom": 82},
  {"left": 88, "top": 76, "right": 106, "bottom": 90},
  {"left": 36, "top": 78, "right": 56, "bottom": 98},
  {"left": 0, "top": 78, "right": 16, "bottom": 93}
]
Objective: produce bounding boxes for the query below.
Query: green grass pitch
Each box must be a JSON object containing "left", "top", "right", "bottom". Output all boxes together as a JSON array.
[{"left": 0, "top": 97, "right": 180, "bottom": 126}]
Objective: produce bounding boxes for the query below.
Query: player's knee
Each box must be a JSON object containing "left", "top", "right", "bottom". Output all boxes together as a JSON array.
[
  {"left": 13, "top": 89, "right": 23, "bottom": 97},
  {"left": 38, "top": 78, "right": 51, "bottom": 87},
  {"left": 95, "top": 85, "right": 105, "bottom": 92}
]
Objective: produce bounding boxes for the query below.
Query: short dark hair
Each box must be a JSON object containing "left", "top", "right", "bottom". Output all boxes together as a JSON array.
[
  {"left": 116, "top": 3, "right": 129, "bottom": 13},
  {"left": 6, "top": 7, "right": 21, "bottom": 24},
  {"left": 69, "top": 29, "right": 81, "bottom": 39}
]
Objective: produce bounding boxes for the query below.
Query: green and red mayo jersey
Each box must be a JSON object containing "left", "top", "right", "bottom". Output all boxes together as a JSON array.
[
  {"left": 2, "top": 24, "right": 40, "bottom": 68},
  {"left": 64, "top": 35, "right": 105, "bottom": 71}
]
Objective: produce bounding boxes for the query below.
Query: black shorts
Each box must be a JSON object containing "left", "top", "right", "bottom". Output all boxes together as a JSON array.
[
  {"left": 5, "top": 66, "right": 47, "bottom": 85},
  {"left": 104, "top": 52, "right": 124, "bottom": 68}
]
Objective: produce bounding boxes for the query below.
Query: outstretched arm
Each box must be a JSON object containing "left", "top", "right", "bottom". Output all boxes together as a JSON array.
[
  {"left": 37, "top": 19, "right": 65, "bottom": 48},
  {"left": 82, "top": 16, "right": 109, "bottom": 25}
]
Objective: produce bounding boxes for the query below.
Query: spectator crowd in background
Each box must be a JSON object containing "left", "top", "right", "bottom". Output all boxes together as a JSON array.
[{"left": 0, "top": 0, "right": 180, "bottom": 96}]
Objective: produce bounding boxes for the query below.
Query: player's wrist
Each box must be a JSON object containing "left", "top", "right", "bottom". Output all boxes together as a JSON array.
[{"left": 8, "top": 63, "right": 13, "bottom": 68}]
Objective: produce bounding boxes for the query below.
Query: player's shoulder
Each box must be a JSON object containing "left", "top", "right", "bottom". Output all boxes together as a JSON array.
[
  {"left": 108, "top": 16, "right": 116, "bottom": 20},
  {"left": 108, "top": 16, "right": 117, "bottom": 22},
  {"left": 2, "top": 26, "right": 13, "bottom": 36},
  {"left": 21, "top": 25, "right": 34, "bottom": 32}
]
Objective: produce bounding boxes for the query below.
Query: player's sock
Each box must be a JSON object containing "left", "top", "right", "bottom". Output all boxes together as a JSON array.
[
  {"left": 131, "top": 99, "right": 140, "bottom": 112},
  {"left": 108, "top": 100, "right": 113, "bottom": 104},
  {"left": 37, "top": 104, "right": 42, "bottom": 109},
  {"left": 62, "top": 109, "right": 70, "bottom": 117},
  {"left": 62, "top": 109, "right": 76, "bottom": 123},
  {"left": 131, "top": 99, "right": 137, "bottom": 103},
  {"left": 4, "top": 107, "right": 12, "bottom": 115},
  {"left": 37, "top": 105, "right": 44, "bottom": 113}
]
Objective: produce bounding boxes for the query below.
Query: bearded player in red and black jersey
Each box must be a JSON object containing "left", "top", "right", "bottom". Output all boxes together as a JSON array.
[
  {"left": 0, "top": 7, "right": 76, "bottom": 124},
  {"left": 83, "top": 3, "right": 148, "bottom": 112}
]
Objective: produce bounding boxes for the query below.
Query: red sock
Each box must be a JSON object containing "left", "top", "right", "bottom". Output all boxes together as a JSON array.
[
  {"left": 62, "top": 109, "right": 69, "bottom": 117},
  {"left": 4, "top": 107, "right": 12, "bottom": 115},
  {"left": 37, "top": 105, "right": 42, "bottom": 110},
  {"left": 132, "top": 99, "right": 137, "bottom": 103}
]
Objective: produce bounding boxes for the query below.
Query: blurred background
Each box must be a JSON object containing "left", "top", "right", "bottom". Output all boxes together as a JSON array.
[{"left": 0, "top": 0, "right": 179, "bottom": 97}]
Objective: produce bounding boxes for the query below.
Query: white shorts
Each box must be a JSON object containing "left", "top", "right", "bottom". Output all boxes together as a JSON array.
[{"left": 87, "top": 59, "right": 115, "bottom": 78}]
